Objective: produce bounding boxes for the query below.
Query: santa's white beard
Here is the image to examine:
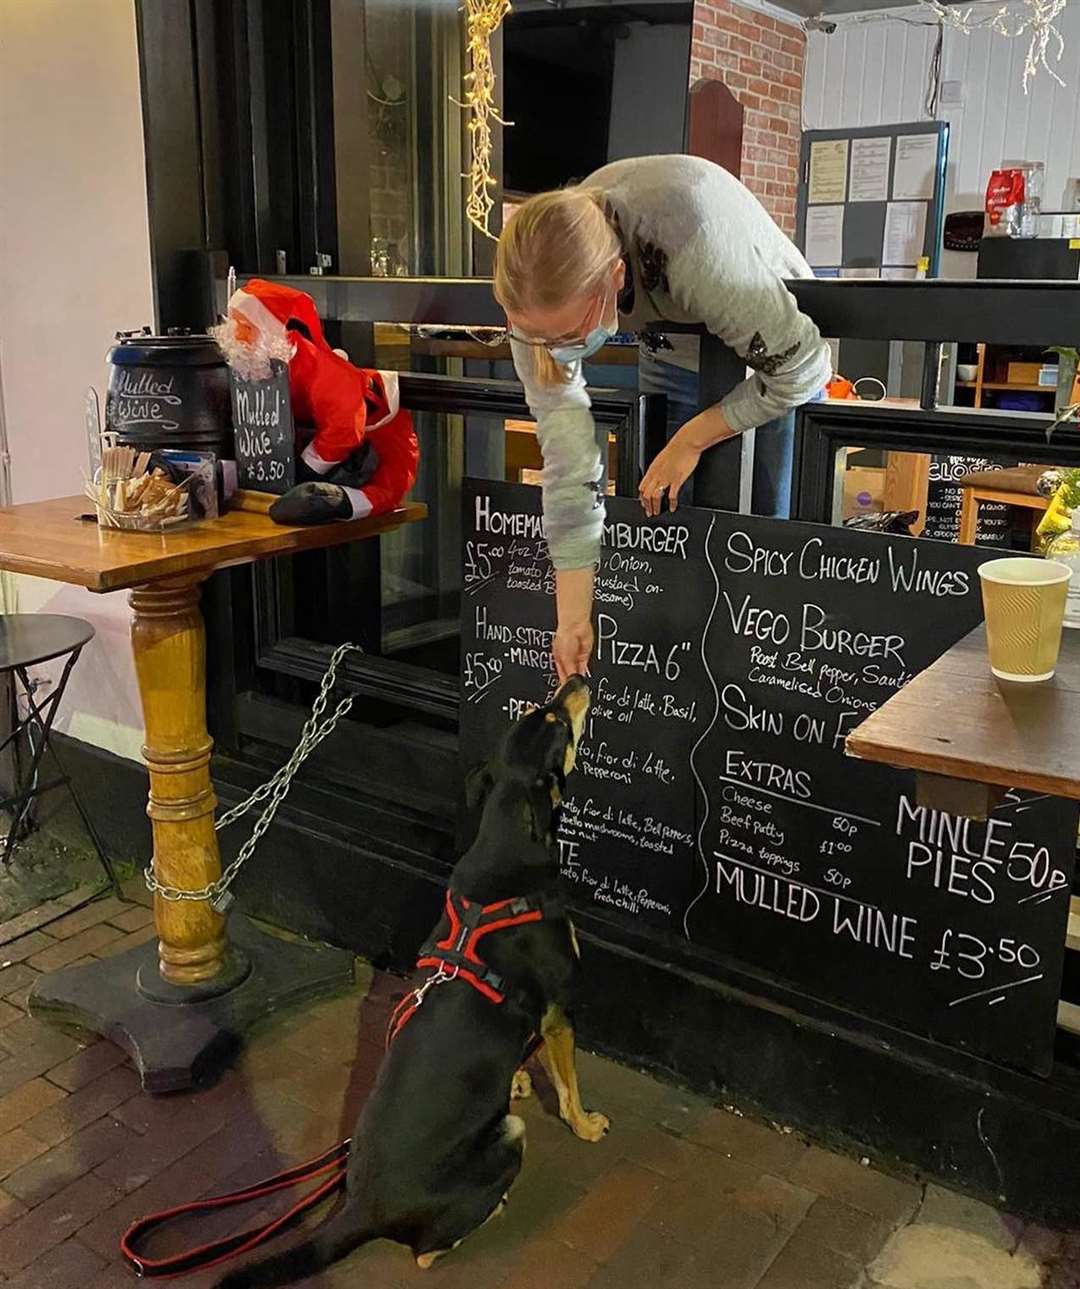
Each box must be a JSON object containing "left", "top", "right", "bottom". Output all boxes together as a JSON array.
[{"left": 209, "top": 316, "right": 293, "bottom": 382}]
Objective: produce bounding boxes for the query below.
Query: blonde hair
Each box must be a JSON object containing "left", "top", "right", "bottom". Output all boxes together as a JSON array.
[{"left": 494, "top": 187, "right": 623, "bottom": 385}]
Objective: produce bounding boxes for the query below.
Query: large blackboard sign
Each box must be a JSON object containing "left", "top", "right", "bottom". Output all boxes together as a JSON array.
[
  {"left": 230, "top": 361, "right": 295, "bottom": 495},
  {"left": 461, "top": 479, "right": 1077, "bottom": 1074}
]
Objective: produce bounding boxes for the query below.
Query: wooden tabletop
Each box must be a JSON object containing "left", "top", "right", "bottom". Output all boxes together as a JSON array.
[
  {"left": 846, "top": 626, "right": 1080, "bottom": 800},
  {"left": 0, "top": 495, "right": 427, "bottom": 593}
]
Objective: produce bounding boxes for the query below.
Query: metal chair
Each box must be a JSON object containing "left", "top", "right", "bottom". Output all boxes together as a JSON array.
[{"left": 0, "top": 614, "right": 117, "bottom": 890}]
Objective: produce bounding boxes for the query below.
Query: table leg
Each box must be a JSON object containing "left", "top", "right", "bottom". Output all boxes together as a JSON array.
[
  {"left": 28, "top": 572, "right": 355, "bottom": 1092},
  {"left": 129, "top": 577, "right": 225, "bottom": 986}
]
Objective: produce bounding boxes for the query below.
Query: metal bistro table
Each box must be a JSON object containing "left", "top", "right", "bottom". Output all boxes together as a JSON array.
[{"left": 0, "top": 494, "right": 426, "bottom": 1091}]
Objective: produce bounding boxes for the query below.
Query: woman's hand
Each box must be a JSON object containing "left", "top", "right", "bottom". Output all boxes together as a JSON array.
[
  {"left": 553, "top": 619, "right": 594, "bottom": 684},
  {"left": 639, "top": 406, "right": 735, "bottom": 516},
  {"left": 553, "top": 566, "right": 595, "bottom": 683},
  {"left": 639, "top": 438, "right": 702, "bottom": 516}
]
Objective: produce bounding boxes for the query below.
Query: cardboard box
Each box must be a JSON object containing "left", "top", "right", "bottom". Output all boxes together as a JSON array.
[
  {"left": 1007, "top": 361, "right": 1043, "bottom": 385},
  {"left": 842, "top": 466, "right": 885, "bottom": 520}
]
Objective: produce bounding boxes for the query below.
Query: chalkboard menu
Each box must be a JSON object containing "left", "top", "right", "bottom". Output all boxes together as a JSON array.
[
  {"left": 461, "top": 479, "right": 1077, "bottom": 1074},
  {"left": 923, "top": 454, "right": 1010, "bottom": 545},
  {"left": 230, "top": 362, "right": 296, "bottom": 495}
]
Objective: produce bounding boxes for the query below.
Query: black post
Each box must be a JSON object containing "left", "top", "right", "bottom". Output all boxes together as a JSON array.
[
  {"left": 692, "top": 333, "right": 750, "bottom": 512},
  {"left": 921, "top": 341, "right": 942, "bottom": 411}
]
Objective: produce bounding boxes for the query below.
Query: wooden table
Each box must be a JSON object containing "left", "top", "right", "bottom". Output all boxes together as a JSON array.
[
  {"left": 846, "top": 624, "right": 1080, "bottom": 1033},
  {"left": 846, "top": 624, "right": 1080, "bottom": 810},
  {"left": 0, "top": 494, "right": 426, "bottom": 1089}
]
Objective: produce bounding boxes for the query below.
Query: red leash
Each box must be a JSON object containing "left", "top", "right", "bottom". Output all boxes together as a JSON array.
[{"left": 119, "top": 1139, "right": 350, "bottom": 1279}]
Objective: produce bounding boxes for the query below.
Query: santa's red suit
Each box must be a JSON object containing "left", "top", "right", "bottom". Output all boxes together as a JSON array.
[{"left": 220, "top": 279, "right": 418, "bottom": 522}]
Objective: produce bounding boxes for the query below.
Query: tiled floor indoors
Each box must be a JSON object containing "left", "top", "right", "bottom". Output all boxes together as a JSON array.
[{"left": 0, "top": 888, "right": 1077, "bottom": 1289}]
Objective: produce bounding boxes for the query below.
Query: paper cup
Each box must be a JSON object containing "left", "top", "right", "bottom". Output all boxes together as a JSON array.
[{"left": 978, "top": 557, "right": 1071, "bottom": 682}]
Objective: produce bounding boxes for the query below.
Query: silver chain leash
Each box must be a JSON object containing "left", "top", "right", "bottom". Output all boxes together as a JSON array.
[{"left": 143, "top": 642, "right": 364, "bottom": 911}]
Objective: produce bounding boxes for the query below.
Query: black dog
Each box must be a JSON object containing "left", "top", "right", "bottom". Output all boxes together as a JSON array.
[{"left": 217, "top": 675, "right": 606, "bottom": 1287}]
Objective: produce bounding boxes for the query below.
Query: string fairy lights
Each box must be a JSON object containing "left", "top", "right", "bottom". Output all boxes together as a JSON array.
[
  {"left": 456, "top": 0, "right": 512, "bottom": 239},
  {"left": 916, "top": 0, "right": 1068, "bottom": 91}
]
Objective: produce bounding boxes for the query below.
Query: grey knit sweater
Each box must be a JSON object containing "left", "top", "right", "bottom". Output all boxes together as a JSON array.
[{"left": 509, "top": 154, "right": 831, "bottom": 570}]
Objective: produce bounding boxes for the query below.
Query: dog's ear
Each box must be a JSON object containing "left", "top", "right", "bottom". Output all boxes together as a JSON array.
[{"left": 465, "top": 762, "right": 494, "bottom": 810}]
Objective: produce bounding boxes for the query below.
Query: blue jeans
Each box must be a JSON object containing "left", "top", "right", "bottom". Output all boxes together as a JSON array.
[{"left": 638, "top": 348, "right": 811, "bottom": 519}]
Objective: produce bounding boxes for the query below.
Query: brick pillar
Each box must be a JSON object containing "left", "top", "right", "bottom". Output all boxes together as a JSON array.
[{"left": 690, "top": 0, "right": 805, "bottom": 236}]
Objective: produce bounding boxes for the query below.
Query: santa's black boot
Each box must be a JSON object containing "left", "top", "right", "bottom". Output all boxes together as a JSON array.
[{"left": 269, "top": 482, "right": 352, "bottom": 525}]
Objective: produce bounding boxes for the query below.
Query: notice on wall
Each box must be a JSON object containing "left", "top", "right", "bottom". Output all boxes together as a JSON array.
[
  {"left": 883, "top": 201, "right": 928, "bottom": 266},
  {"left": 893, "top": 133, "right": 938, "bottom": 201},
  {"left": 461, "top": 481, "right": 1077, "bottom": 1075},
  {"left": 805, "top": 205, "right": 845, "bottom": 268},
  {"left": 850, "top": 136, "right": 892, "bottom": 202},
  {"left": 809, "top": 138, "right": 849, "bottom": 204}
]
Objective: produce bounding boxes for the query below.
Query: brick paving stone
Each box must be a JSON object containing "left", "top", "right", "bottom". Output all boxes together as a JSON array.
[
  {"left": 755, "top": 1229, "right": 864, "bottom": 1289},
  {"left": 644, "top": 1154, "right": 815, "bottom": 1244},
  {"left": 3, "top": 977, "right": 37, "bottom": 1013},
  {"left": 612, "top": 1113, "right": 715, "bottom": 1181},
  {"left": 91, "top": 926, "right": 158, "bottom": 961},
  {"left": 58, "top": 884, "right": 108, "bottom": 909},
  {"left": 0, "top": 1185, "right": 28, "bottom": 1231},
  {"left": 0, "top": 1128, "right": 49, "bottom": 1181},
  {"left": 0, "top": 1172, "right": 123, "bottom": 1272},
  {"left": 549, "top": 1160, "right": 666, "bottom": 1262},
  {"left": 93, "top": 1078, "right": 257, "bottom": 1193},
  {"left": 27, "top": 924, "right": 125, "bottom": 973},
  {"left": 78, "top": 1111, "right": 288, "bottom": 1261},
  {"left": 27, "top": 1066, "right": 141, "bottom": 1147},
  {"left": 105, "top": 905, "right": 154, "bottom": 934},
  {"left": 584, "top": 1220, "right": 692, "bottom": 1289},
  {"left": 2, "top": 1236, "right": 106, "bottom": 1289},
  {"left": 675, "top": 1106, "right": 809, "bottom": 1176},
  {"left": 0, "top": 962, "right": 39, "bottom": 1001},
  {"left": 787, "top": 1147, "right": 923, "bottom": 1223},
  {"left": 0, "top": 932, "right": 55, "bottom": 968},
  {"left": 0, "top": 903, "right": 69, "bottom": 943},
  {"left": 43, "top": 897, "right": 128, "bottom": 941},
  {"left": 45, "top": 1039, "right": 127, "bottom": 1093},
  {"left": 793, "top": 1196, "right": 900, "bottom": 1264},
  {"left": 5, "top": 1117, "right": 135, "bottom": 1206},
  {"left": 499, "top": 1238, "right": 599, "bottom": 1289},
  {"left": 0, "top": 1000, "right": 20, "bottom": 1030},
  {"left": 0, "top": 1078, "right": 68, "bottom": 1136},
  {"left": 671, "top": 1209, "right": 796, "bottom": 1289},
  {"left": 0, "top": 1014, "right": 85, "bottom": 1061}
]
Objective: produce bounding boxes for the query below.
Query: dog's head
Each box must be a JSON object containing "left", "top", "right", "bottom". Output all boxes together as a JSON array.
[{"left": 466, "top": 675, "right": 590, "bottom": 845}]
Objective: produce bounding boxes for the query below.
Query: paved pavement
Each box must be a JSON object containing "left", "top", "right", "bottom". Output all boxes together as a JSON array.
[{"left": 0, "top": 887, "right": 1075, "bottom": 1289}]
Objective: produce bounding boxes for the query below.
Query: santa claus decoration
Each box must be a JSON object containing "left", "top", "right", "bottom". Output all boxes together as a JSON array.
[{"left": 212, "top": 279, "right": 419, "bottom": 525}]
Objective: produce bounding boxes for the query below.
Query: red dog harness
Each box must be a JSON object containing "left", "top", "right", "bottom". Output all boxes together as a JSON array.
[{"left": 386, "top": 889, "right": 563, "bottom": 1048}]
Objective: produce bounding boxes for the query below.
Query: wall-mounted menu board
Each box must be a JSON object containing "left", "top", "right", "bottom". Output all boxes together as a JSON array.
[{"left": 461, "top": 480, "right": 1077, "bottom": 1075}]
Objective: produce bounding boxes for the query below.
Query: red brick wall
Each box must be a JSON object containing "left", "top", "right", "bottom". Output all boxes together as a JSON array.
[{"left": 690, "top": 0, "right": 806, "bottom": 236}]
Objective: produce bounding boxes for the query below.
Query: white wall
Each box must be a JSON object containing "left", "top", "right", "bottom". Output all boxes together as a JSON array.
[
  {"left": 0, "top": 0, "right": 154, "bottom": 760},
  {"left": 607, "top": 22, "right": 692, "bottom": 163},
  {"left": 802, "top": 4, "right": 1080, "bottom": 276}
]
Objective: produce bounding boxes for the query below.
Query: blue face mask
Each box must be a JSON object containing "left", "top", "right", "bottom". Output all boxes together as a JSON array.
[
  {"left": 546, "top": 294, "right": 618, "bottom": 366},
  {"left": 548, "top": 324, "right": 615, "bottom": 366}
]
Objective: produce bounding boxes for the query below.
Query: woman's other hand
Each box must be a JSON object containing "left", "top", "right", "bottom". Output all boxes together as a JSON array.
[
  {"left": 639, "top": 407, "right": 735, "bottom": 517},
  {"left": 639, "top": 438, "right": 702, "bottom": 516}
]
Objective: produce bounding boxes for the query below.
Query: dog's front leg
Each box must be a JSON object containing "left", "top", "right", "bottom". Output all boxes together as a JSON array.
[{"left": 538, "top": 1004, "right": 609, "bottom": 1142}]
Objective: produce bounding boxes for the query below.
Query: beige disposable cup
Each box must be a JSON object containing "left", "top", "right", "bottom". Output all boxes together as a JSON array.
[{"left": 978, "top": 557, "right": 1071, "bottom": 682}]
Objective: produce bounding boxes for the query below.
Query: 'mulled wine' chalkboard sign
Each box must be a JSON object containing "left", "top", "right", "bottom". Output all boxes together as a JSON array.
[
  {"left": 461, "top": 479, "right": 1078, "bottom": 1075},
  {"left": 230, "top": 361, "right": 295, "bottom": 495}
]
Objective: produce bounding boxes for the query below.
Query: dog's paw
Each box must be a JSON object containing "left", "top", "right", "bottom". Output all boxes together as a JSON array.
[
  {"left": 511, "top": 1069, "right": 533, "bottom": 1100},
  {"left": 570, "top": 1110, "right": 610, "bottom": 1143}
]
